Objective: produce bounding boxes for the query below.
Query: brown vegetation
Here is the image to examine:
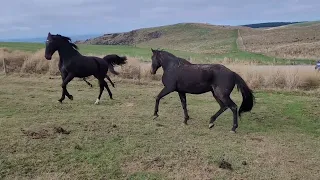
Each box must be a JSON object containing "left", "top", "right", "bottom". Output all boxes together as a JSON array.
[
  {"left": 240, "top": 23, "right": 320, "bottom": 59},
  {"left": 1, "top": 48, "right": 319, "bottom": 90}
]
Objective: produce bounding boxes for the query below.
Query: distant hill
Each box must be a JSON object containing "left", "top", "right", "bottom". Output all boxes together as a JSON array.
[
  {"left": 240, "top": 21, "right": 320, "bottom": 59},
  {"left": 76, "top": 23, "right": 239, "bottom": 55},
  {"left": 242, "top": 22, "right": 304, "bottom": 28},
  {"left": 0, "top": 34, "right": 102, "bottom": 43}
]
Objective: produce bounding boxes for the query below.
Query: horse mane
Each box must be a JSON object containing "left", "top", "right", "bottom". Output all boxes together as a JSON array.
[
  {"left": 156, "top": 49, "right": 192, "bottom": 65},
  {"left": 54, "top": 34, "right": 79, "bottom": 50}
]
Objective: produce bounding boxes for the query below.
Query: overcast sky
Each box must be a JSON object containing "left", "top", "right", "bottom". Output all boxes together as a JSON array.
[{"left": 0, "top": 0, "right": 319, "bottom": 39}]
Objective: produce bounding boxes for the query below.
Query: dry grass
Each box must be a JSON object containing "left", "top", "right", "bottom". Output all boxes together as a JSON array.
[
  {"left": 0, "top": 76, "right": 320, "bottom": 179},
  {"left": 1, "top": 48, "right": 319, "bottom": 90},
  {"left": 0, "top": 48, "right": 60, "bottom": 75},
  {"left": 240, "top": 23, "right": 320, "bottom": 59}
]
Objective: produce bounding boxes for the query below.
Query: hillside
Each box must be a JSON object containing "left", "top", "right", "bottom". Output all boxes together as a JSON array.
[
  {"left": 76, "top": 23, "right": 238, "bottom": 55},
  {"left": 240, "top": 21, "right": 320, "bottom": 60}
]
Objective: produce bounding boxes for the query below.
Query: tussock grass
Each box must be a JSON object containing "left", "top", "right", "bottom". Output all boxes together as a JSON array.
[{"left": 1, "top": 48, "right": 319, "bottom": 90}]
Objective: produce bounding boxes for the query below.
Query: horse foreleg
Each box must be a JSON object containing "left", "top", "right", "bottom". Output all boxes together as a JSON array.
[
  {"left": 153, "top": 87, "right": 174, "bottom": 120},
  {"left": 59, "top": 73, "right": 75, "bottom": 103},
  {"left": 178, "top": 92, "right": 189, "bottom": 125}
]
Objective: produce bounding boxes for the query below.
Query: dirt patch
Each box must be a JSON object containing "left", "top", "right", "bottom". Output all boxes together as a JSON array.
[
  {"left": 21, "top": 128, "right": 51, "bottom": 139},
  {"left": 21, "top": 126, "right": 70, "bottom": 139},
  {"left": 218, "top": 159, "right": 233, "bottom": 170},
  {"left": 53, "top": 127, "right": 71, "bottom": 134},
  {"left": 122, "top": 156, "right": 219, "bottom": 180},
  {"left": 249, "top": 137, "right": 264, "bottom": 142}
]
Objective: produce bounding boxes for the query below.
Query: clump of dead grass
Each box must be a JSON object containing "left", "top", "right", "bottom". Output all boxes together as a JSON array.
[
  {"left": 1, "top": 48, "right": 319, "bottom": 90},
  {"left": 0, "top": 48, "right": 31, "bottom": 73},
  {"left": 227, "top": 64, "right": 320, "bottom": 90}
]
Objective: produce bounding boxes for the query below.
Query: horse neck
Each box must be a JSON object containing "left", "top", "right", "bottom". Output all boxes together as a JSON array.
[
  {"left": 160, "top": 57, "right": 179, "bottom": 72},
  {"left": 57, "top": 44, "right": 81, "bottom": 62}
]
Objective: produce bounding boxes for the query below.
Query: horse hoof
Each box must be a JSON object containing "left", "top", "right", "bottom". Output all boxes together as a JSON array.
[
  {"left": 57, "top": 100, "right": 62, "bottom": 103},
  {"left": 230, "top": 130, "right": 236, "bottom": 134},
  {"left": 209, "top": 123, "right": 214, "bottom": 129},
  {"left": 94, "top": 99, "right": 100, "bottom": 105},
  {"left": 69, "top": 95, "right": 73, "bottom": 100},
  {"left": 184, "top": 121, "right": 188, "bottom": 125},
  {"left": 153, "top": 115, "right": 159, "bottom": 120}
]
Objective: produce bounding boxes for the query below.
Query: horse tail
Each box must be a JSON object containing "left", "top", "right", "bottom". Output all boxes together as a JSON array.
[
  {"left": 102, "top": 54, "right": 127, "bottom": 75},
  {"left": 234, "top": 72, "right": 255, "bottom": 117}
]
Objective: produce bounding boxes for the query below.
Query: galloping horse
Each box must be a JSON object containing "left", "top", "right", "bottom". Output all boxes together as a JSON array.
[
  {"left": 44, "top": 32, "right": 127, "bottom": 104},
  {"left": 150, "top": 49, "right": 255, "bottom": 133}
]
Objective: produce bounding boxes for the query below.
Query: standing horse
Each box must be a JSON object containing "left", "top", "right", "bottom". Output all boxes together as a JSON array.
[
  {"left": 44, "top": 32, "right": 127, "bottom": 104},
  {"left": 150, "top": 49, "right": 254, "bottom": 133}
]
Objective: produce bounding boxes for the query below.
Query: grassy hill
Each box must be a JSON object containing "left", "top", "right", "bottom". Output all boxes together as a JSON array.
[
  {"left": 240, "top": 21, "right": 320, "bottom": 60},
  {"left": 77, "top": 23, "right": 237, "bottom": 55},
  {"left": 1, "top": 22, "right": 319, "bottom": 65}
]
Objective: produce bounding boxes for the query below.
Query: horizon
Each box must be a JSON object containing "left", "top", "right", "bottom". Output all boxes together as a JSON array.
[
  {"left": 1, "top": 0, "right": 319, "bottom": 40},
  {"left": 0, "top": 20, "right": 317, "bottom": 42}
]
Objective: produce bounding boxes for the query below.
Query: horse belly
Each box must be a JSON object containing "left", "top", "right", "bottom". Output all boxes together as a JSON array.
[
  {"left": 177, "top": 82, "right": 212, "bottom": 94},
  {"left": 69, "top": 62, "right": 97, "bottom": 78}
]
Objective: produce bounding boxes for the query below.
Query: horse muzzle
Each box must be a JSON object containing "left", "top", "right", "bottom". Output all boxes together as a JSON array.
[
  {"left": 45, "top": 55, "right": 52, "bottom": 60},
  {"left": 150, "top": 69, "right": 156, "bottom": 75}
]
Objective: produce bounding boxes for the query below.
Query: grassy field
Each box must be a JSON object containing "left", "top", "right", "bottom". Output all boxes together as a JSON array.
[
  {"left": 240, "top": 22, "right": 320, "bottom": 60},
  {"left": 0, "top": 76, "right": 320, "bottom": 179},
  {"left": 0, "top": 40, "right": 316, "bottom": 65}
]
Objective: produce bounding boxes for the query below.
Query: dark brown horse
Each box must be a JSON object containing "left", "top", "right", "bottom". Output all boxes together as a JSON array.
[{"left": 150, "top": 49, "right": 255, "bottom": 133}]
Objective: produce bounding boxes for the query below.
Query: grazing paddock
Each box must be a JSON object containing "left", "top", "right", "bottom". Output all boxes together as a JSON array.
[{"left": 0, "top": 76, "right": 319, "bottom": 179}]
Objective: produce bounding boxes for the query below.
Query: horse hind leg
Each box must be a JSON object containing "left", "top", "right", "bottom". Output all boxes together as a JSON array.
[
  {"left": 83, "top": 78, "right": 93, "bottom": 88},
  {"left": 223, "top": 97, "right": 238, "bottom": 133},
  {"left": 105, "top": 75, "right": 115, "bottom": 88},
  {"left": 209, "top": 91, "right": 227, "bottom": 129},
  {"left": 103, "top": 80, "right": 113, "bottom": 99},
  {"left": 94, "top": 79, "right": 105, "bottom": 105},
  {"left": 211, "top": 87, "right": 238, "bottom": 133}
]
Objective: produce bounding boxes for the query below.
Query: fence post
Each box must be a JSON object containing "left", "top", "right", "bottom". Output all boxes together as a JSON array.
[{"left": 2, "top": 58, "right": 7, "bottom": 75}]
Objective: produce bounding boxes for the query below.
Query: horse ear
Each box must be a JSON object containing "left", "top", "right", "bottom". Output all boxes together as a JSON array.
[
  {"left": 151, "top": 48, "right": 155, "bottom": 54},
  {"left": 48, "top": 32, "right": 51, "bottom": 36}
]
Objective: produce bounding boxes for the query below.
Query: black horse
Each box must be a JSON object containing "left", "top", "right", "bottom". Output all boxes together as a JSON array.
[
  {"left": 44, "top": 32, "right": 127, "bottom": 104},
  {"left": 59, "top": 57, "right": 115, "bottom": 88},
  {"left": 150, "top": 49, "right": 254, "bottom": 133}
]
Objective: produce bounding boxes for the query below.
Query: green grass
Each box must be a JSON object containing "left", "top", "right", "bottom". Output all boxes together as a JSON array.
[
  {"left": 216, "top": 30, "right": 316, "bottom": 65},
  {"left": 0, "top": 76, "right": 319, "bottom": 179}
]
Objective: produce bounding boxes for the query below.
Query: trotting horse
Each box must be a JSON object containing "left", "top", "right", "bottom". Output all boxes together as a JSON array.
[
  {"left": 150, "top": 49, "right": 255, "bottom": 133},
  {"left": 44, "top": 32, "right": 127, "bottom": 104}
]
